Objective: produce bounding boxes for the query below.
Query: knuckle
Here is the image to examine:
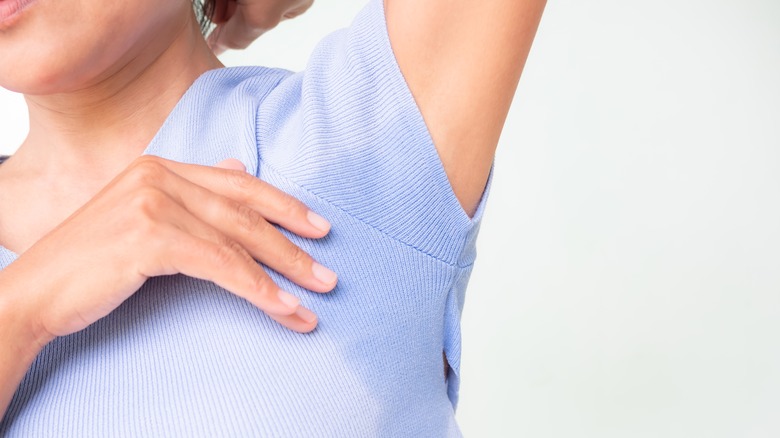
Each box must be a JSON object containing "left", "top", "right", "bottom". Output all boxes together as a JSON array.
[
  {"left": 123, "top": 192, "right": 166, "bottom": 243},
  {"left": 224, "top": 168, "right": 253, "bottom": 191},
  {"left": 249, "top": 212, "right": 273, "bottom": 236},
  {"left": 128, "top": 156, "right": 168, "bottom": 187},
  {"left": 262, "top": 16, "right": 282, "bottom": 29},
  {"left": 122, "top": 197, "right": 164, "bottom": 247},
  {"left": 212, "top": 240, "right": 239, "bottom": 268},
  {"left": 246, "top": 11, "right": 281, "bottom": 31},
  {"left": 235, "top": 203, "right": 263, "bottom": 234},
  {"left": 286, "top": 244, "right": 309, "bottom": 270},
  {"left": 130, "top": 187, "right": 168, "bottom": 216},
  {"left": 219, "top": 27, "right": 254, "bottom": 50},
  {"left": 249, "top": 271, "right": 275, "bottom": 299}
]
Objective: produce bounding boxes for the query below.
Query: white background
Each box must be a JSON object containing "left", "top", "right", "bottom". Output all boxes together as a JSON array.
[{"left": 2, "top": 1, "right": 779, "bottom": 436}]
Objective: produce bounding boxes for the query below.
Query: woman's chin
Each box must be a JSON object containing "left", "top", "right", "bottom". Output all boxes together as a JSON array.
[
  {"left": 0, "top": 35, "right": 125, "bottom": 96},
  {"left": 0, "top": 59, "right": 89, "bottom": 95}
]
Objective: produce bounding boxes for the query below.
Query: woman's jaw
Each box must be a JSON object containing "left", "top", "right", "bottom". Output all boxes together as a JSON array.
[
  {"left": 0, "top": 0, "right": 222, "bottom": 174},
  {"left": 0, "top": 0, "right": 220, "bottom": 94}
]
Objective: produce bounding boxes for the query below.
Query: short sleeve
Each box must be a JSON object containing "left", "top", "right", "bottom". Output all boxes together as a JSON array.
[{"left": 256, "top": 0, "right": 490, "bottom": 266}]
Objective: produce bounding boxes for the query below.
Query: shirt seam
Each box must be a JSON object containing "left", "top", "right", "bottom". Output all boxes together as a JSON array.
[{"left": 255, "top": 158, "right": 475, "bottom": 270}]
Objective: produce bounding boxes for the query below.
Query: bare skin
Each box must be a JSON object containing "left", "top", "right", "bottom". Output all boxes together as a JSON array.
[
  {"left": 207, "top": 0, "right": 314, "bottom": 54},
  {"left": 386, "top": 0, "right": 546, "bottom": 376},
  {"left": 211, "top": 0, "right": 547, "bottom": 377},
  {"left": 0, "top": 156, "right": 338, "bottom": 414},
  {"left": 0, "top": 0, "right": 335, "bottom": 418},
  {"left": 0, "top": 0, "right": 546, "bottom": 422},
  {"left": 210, "top": 0, "right": 547, "bottom": 215}
]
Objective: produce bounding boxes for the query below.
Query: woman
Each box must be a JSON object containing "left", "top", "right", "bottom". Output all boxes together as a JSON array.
[{"left": 0, "top": 0, "right": 544, "bottom": 435}]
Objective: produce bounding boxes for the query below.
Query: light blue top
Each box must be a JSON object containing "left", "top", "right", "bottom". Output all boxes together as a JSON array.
[{"left": 0, "top": 1, "right": 490, "bottom": 436}]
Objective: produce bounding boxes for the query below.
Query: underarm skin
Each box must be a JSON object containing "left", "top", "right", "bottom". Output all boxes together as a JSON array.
[{"left": 385, "top": 0, "right": 546, "bottom": 217}]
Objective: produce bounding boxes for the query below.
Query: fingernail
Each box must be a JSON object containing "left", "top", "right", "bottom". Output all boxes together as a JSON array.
[
  {"left": 312, "top": 262, "right": 337, "bottom": 285},
  {"left": 277, "top": 290, "right": 300, "bottom": 309},
  {"left": 215, "top": 158, "right": 246, "bottom": 171},
  {"left": 307, "top": 211, "right": 331, "bottom": 233},
  {"left": 296, "top": 306, "right": 317, "bottom": 324}
]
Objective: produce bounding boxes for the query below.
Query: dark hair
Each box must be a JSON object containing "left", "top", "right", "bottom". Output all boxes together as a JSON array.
[{"left": 193, "top": 0, "right": 217, "bottom": 35}]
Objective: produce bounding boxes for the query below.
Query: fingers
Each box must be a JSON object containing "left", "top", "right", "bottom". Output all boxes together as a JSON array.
[
  {"left": 281, "top": 0, "right": 314, "bottom": 20},
  {"left": 151, "top": 199, "right": 318, "bottom": 333},
  {"left": 208, "top": 7, "right": 266, "bottom": 54},
  {"left": 139, "top": 156, "right": 337, "bottom": 293},
  {"left": 164, "top": 158, "right": 330, "bottom": 239},
  {"left": 268, "top": 307, "right": 319, "bottom": 334},
  {"left": 171, "top": 171, "right": 338, "bottom": 293},
  {"left": 207, "top": 0, "right": 315, "bottom": 54},
  {"left": 210, "top": 0, "right": 235, "bottom": 25},
  {"left": 214, "top": 158, "right": 246, "bottom": 172},
  {"left": 207, "top": 0, "right": 239, "bottom": 55}
]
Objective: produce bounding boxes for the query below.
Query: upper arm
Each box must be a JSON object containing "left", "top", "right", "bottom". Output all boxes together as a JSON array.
[{"left": 385, "top": 0, "right": 546, "bottom": 216}]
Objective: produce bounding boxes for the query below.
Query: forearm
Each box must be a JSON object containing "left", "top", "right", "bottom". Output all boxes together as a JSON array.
[
  {"left": 0, "top": 267, "right": 50, "bottom": 419},
  {"left": 385, "top": 0, "right": 546, "bottom": 215}
]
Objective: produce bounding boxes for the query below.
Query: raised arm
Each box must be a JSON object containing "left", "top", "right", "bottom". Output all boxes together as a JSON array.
[
  {"left": 209, "top": 0, "right": 545, "bottom": 216},
  {"left": 385, "top": 0, "right": 546, "bottom": 216}
]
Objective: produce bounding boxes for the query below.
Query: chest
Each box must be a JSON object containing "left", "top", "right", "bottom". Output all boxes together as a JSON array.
[
  {"left": 0, "top": 181, "right": 92, "bottom": 255},
  {"left": 0, "top": 210, "right": 459, "bottom": 436}
]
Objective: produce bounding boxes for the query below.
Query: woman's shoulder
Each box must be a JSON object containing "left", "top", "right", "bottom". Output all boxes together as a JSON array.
[
  {"left": 164, "top": 0, "right": 489, "bottom": 265},
  {"left": 194, "top": 66, "right": 294, "bottom": 100}
]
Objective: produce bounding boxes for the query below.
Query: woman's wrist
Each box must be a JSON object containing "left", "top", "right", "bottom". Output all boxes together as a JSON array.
[
  {"left": 0, "top": 269, "right": 49, "bottom": 419},
  {"left": 0, "top": 269, "right": 53, "bottom": 362}
]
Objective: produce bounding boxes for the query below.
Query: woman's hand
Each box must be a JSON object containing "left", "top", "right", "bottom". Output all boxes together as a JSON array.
[
  {"left": 207, "top": 0, "right": 314, "bottom": 54},
  {"left": 3, "top": 155, "right": 336, "bottom": 345}
]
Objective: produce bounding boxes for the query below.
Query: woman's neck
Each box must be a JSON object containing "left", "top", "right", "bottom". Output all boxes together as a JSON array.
[{"left": 10, "top": 13, "right": 223, "bottom": 185}]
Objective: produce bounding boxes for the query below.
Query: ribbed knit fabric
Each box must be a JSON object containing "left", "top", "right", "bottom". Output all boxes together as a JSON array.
[{"left": 0, "top": 1, "right": 490, "bottom": 436}]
